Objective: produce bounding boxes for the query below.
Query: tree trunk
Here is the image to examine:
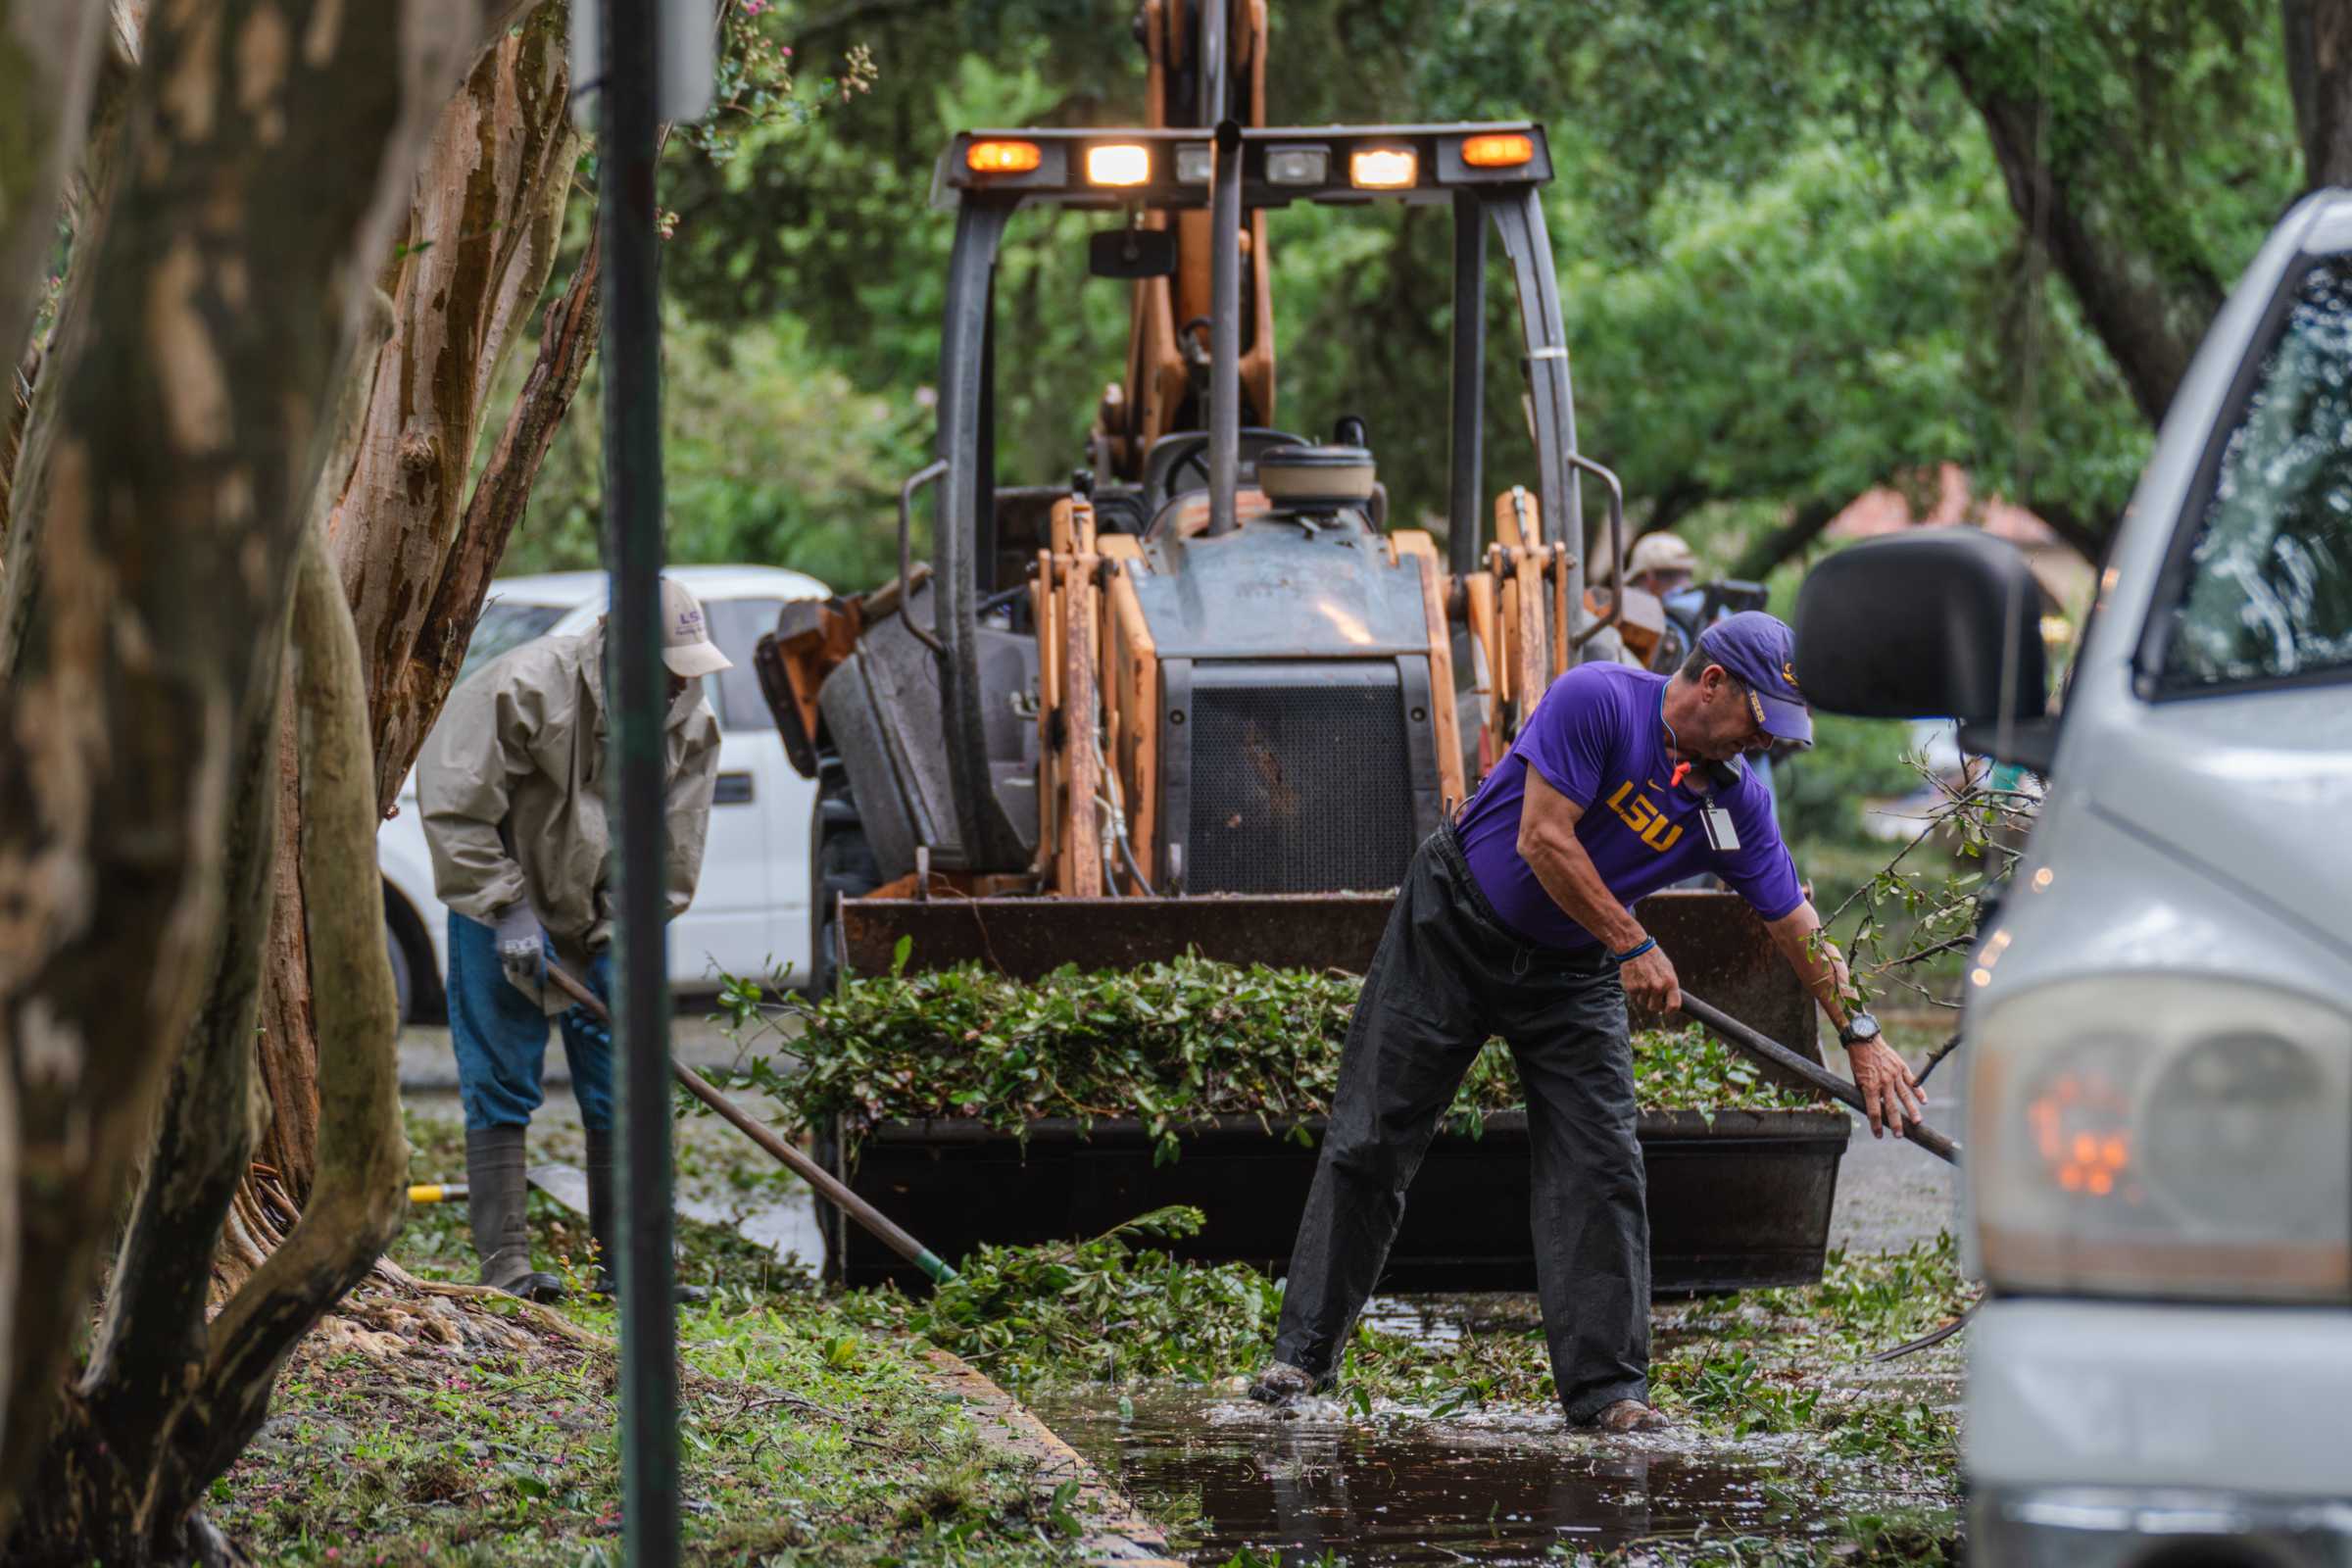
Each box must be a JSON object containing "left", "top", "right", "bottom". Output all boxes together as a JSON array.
[
  {"left": 329, "top": 5, "right": 580, "bottom": 751},
  {"left": 1946, "top": 47, "right": 2226, "bottom": 428},
  {"left": 1, "top": 6, "right": 142, "bottom": 661},
  {"left": 249, "top": 4, "right": 582, "bottom": 1204},
  {"left": 172, "top": 528, "right": 411, "bottom": 1503},
  {"left": 0, "top": 0, "right": 483, "bottom": 1550},
  {"left": 1731, "top": 495, "right": 1848, "bottom": 582},
  {"left": 2284, "top": 0, "right": 2352, "bottom": 188},
  {"left": 0, "top": 0, "right": 107, "bottom": 403}
]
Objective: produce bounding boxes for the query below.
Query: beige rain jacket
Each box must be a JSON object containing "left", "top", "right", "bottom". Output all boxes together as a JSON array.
[{"left": 418, "top": 621, "right": 722, "bottom": 969}]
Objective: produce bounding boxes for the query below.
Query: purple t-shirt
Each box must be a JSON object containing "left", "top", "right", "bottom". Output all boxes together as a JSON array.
[{"left": 1455, "top": 663, "right": 1802, "bottom": 950}]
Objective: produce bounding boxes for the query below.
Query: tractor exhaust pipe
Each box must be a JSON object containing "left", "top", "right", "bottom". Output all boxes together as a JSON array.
[{"left": 1206, "top": 119, "right": 1243, "bottom": 537}]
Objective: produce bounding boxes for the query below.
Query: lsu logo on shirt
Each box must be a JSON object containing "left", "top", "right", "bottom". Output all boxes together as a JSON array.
[{"left": 1605, "top": 778, "right": 1683, "bottom": 852}]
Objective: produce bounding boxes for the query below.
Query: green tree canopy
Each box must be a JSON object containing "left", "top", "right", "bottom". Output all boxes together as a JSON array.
[{"left": 499, "top": 0, "right": 2310, "bottom": 591}]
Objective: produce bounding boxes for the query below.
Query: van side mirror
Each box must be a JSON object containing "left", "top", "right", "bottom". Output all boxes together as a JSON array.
[{"left": 1793, "top": 528, "right": 2057, "bottom": 768}]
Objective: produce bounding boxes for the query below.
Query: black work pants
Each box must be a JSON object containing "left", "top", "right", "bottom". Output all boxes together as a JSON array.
[{"left": 1270, "top": 821, "right": 1648, "bottom": 1421}]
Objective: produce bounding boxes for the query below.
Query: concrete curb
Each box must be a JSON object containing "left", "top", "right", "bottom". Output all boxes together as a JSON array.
[{"left": 919, "top": 1348, "right": 1186, "bottom": 1567}]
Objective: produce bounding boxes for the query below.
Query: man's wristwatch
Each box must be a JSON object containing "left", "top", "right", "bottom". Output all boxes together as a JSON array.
[{"left": 1838, "top": 1010, "right": 1882, "bottom": 1049}]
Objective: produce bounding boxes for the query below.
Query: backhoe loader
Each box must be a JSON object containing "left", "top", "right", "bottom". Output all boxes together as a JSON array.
[{"left": 756, "top": 0, "right": 1845, "bottom": 1288}]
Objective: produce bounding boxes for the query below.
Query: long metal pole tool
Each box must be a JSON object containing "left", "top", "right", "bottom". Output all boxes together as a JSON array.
[
  {"left": 543, "top": 963, "right": 960, "bottom": 1285},
  {"left": 1678, "top": 992, "right": 1962, "bottom": 1165}
]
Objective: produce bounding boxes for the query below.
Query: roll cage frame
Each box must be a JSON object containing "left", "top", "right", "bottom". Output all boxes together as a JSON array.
[{"left": 917, "top": 120, "right": 1610, "bottom": 870}]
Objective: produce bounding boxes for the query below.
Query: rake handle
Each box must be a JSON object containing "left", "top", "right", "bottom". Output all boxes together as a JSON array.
[
  {"left": 1678, "top": 991, "right": 1961, "bottom": 1165},
  {"left": 542, "top": 961, "right": 958, "bottom": 1284}
]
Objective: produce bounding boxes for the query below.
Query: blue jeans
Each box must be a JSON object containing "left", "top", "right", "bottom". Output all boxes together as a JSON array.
[{"left": 447, "top": 912, "right": 615, "bottom": 1133}]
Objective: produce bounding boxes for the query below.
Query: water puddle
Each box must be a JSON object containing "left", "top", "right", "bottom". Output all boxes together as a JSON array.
[
  {"left": 1030, "top": 1384, "right": 1850, "bottom": 1564},
  {"left": 528, "top": 1163, "right": 827, "bottom": 1270},
  {"left": 719, "top": 1187, "right": 825, "bottom": 1266},
  {"left": 1029, "top": 1292, "right": 1959, "bottom": 1564}
]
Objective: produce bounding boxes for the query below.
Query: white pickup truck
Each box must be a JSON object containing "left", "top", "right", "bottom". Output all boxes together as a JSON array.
[
  {"left": 375, "top": 564, "right": 830, "bottom": 1020},
  {"left": 1797, "top": 191, "right": 2352, "bottom": 1566}
]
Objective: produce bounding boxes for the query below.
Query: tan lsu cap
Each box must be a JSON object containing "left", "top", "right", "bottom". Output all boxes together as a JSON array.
[{"left": 661, "top": 577, "right": 733, "bottom": 679}]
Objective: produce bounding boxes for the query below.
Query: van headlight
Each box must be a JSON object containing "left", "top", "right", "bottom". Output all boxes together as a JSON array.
[{"left": 1972, "top": 976, "right": 2352, "bottom": 1303}]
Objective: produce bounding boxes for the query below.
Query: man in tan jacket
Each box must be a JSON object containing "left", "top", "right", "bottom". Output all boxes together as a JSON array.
[{"left": 420, "top": 576, "right": 726, "bottom": 1300}]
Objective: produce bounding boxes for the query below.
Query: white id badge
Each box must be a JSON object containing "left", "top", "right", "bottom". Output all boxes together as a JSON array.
[{"left": 1701, "top": 805, "right": 1740, "bottom": 853}]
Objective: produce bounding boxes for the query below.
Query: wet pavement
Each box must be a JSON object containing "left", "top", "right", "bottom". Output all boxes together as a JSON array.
[
  {"left": 1826, "top": 1087, "right": 1960, "bottom": 1254},
  {"left": 1021, "top": 1103, "right": 1963, "bottom": 1566},
  {"left": 395, "top": 1011, "right": 760, "bottom": 1092},
  {"left": 1027, "top": 1385, "right": 1890, "bottom": 1565}
]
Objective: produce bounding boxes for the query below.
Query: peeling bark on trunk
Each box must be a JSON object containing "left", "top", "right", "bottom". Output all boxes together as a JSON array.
[
  {"left": 329, "top": 7, "right": 580, "bottom": 778},
  {"left": 376, "top": 219, "right": 604, "bottom": 799},
  {"left": 251, "top": 5, "right": 581, "bottom": 1203},
  {"left": 0, "top": 0, "right": 483, "bottom": 1552},
  {"left": 241, "top": 285, "right": 397, "bottom": 1241}
]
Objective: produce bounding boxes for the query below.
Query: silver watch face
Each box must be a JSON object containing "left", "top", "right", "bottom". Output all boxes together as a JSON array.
[{"left": 1845, "top": 1013, "right": 1881, "bottom": 1044}]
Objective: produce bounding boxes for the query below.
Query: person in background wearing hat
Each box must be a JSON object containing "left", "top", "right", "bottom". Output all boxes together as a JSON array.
[
  {"left": 1250, "top": 611, "right": 1922, "bottom": 1432},
  {"left": 418, "top": 576, "right": 729, "bottom": 1301},
  {"left": 1626, "top": 531, "right": 1780, "bottom": 809},
  {"left": 1624, "top": 530, "right": 1699, "bottom": 606}
]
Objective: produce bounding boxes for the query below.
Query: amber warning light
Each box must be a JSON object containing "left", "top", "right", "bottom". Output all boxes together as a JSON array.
[
  {"left": 966, "top": 139, "right": 1042, "bottom": 174},
  {"left": 1460, "top": 132, "right": 1534, "bottom": 169}
]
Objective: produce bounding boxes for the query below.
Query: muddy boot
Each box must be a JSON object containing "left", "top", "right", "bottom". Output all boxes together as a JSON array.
[
  {"left": 1248, "top": 1361, "right": 1324, "bottom": 1406},
  {"left": 582, "top": 1128, "right": 709, "bottom": 1305},
  {"left": 1583, "top": 1398, "right": 1672, "bottom": 1435},
  {"left": 466, "top": 1127, "right": 564, "bottom": 1303}
]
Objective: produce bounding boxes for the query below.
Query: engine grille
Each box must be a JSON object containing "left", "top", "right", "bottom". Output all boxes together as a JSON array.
[{"left": 1187, "top": 677, "right": 1416, "bottom": 894}]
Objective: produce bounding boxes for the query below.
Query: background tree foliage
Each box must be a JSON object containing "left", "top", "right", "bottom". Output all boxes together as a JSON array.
[{"left": 496, "top": 0, "right": 2311, "bottom": 595}]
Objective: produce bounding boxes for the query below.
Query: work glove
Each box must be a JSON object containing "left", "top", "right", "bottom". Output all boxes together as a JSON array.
[{"left": 494, "top": 904, "right": 549, "bottom": 1006}]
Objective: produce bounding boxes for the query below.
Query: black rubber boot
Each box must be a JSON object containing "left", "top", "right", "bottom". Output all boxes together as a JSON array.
[
  {"left": 466, "top": 1126, "right": 564, "bottom": 1303},
  {"left": 583, "top": 1127, "right": 709, "bottom": 1304}
]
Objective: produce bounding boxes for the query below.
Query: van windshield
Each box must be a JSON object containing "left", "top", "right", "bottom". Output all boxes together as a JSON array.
[{"left": 2157, "top": 257, "right": 2352, "bottom": 693}]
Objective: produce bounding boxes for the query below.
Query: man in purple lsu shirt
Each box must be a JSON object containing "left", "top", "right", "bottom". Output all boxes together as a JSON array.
[{"left": 1250, "top": 612, "right": 1923, "bottom": 1432}]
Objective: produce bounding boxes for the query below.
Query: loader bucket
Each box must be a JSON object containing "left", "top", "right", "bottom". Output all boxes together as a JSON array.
[
  {"left": 826, "top": 1108, "right": 1851, "bottom": 1294},
  {"left": 837, "top": 887, "right": 1825, "bottom": 1071},
  {"left": 821, "top": 888, "right": 1845, "bottom": 1293}
]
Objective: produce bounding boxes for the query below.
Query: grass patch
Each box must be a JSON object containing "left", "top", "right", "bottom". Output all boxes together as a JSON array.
[{"left": 215, "top": 1284, "right": 1089, "bottom": 1566}]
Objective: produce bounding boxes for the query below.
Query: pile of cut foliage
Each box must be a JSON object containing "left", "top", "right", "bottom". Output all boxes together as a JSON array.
[{"left": 718, "top": 956, "right": 1821, "bottom": 1157}]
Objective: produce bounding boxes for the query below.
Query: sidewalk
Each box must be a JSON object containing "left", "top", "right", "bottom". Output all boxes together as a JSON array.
[{"left": 397, "top": 1011, "right": 795, "bottom": 1093}]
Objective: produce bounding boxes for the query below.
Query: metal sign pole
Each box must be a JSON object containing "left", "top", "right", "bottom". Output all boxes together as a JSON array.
[{"left": 597, "top": 0, "right": 679, "bottom": 1560}]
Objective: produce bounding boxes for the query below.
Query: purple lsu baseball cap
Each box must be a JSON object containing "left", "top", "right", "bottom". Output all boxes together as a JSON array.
[{"left": 1696, "top": 611, "right": 1813, "bottom": 745}]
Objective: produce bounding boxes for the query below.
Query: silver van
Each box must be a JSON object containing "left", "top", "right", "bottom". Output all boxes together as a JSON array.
[{"left": 1796, "top": 191, "right": 2352, "bottom": 1566}]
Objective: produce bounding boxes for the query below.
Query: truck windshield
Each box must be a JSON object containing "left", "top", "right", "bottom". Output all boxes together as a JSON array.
[
  {"left": 456, "top": 599, "right": 568, "bottom": 686},
  {"left": 2158, "top": 256, "right": 2352, "bottom": 693}
]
